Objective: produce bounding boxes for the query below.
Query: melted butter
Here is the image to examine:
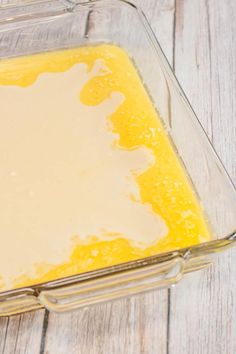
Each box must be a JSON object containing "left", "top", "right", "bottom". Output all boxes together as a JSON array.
[{"left": 0, "top": 45, "right": 210, "bottom": 291}]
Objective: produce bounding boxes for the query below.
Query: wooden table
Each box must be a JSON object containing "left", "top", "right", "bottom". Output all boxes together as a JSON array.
[{"left": 0, "top": 1, "right": 236, "bottom": 353}]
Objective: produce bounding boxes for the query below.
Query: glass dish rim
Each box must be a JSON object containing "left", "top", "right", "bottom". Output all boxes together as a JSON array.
[{"left": 0, "top": 0, "right": 236, "bottom": 300}]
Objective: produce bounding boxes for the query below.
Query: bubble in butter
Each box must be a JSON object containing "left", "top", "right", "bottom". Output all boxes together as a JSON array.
[{"left": 0, "top": 45, "right": 210, "bottom": 291}]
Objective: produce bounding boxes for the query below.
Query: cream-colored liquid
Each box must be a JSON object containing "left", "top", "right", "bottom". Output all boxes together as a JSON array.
[{"left": 0, "top": 59, "right": 168, "bottom": 286}]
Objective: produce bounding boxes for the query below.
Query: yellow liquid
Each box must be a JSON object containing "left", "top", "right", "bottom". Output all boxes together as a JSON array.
[{"left": 0, "top": 45, "right": 210, "bottom": 290}]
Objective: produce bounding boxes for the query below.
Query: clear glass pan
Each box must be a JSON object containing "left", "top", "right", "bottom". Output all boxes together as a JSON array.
[{"left": 0, "top": 0, "right": 236, "bottom": 316}]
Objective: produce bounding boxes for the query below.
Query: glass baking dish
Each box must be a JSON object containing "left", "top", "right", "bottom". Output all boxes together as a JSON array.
[{"left": 0, "top": 0, "right": 236, "bottom": 316}]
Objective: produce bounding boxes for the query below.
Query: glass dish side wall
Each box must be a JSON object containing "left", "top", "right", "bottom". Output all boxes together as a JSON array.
[{"left": 0, "top": 0, "right": 235, "bottom": 316}]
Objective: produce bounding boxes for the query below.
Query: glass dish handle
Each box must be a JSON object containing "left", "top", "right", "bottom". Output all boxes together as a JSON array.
[{"left": 39, "top": 256, "right": 184, "bottom": 313}]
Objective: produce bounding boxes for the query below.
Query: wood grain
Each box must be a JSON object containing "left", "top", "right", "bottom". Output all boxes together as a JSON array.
[
  {"left": 43, "top": 292, "right": 168, "bottom": 354},
  {"left": 0, "top": 311, "right": 45, "bottom": 354},
  {"left": 0, "top": 1, "right": 236, "bottom": 353},
  {"left": 168, "top": 1, "right": 236, "bottom": 354}
]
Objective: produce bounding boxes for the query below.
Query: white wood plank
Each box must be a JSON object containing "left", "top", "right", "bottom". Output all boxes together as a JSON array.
[
  {"left": 0, "top": 310, "right": 45, "bottom": 354},
  {"left": 168, "top": 1, "right": 236, "bottom": 353},
  {"left": 136, "top": 0, "right": 176, "bottom": 64},
  {"left": 0, "top": 318, "right": 8, "bottom": 353},
  {"left": 44, "top": 292, "right": 168, "bottom": 354}
]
